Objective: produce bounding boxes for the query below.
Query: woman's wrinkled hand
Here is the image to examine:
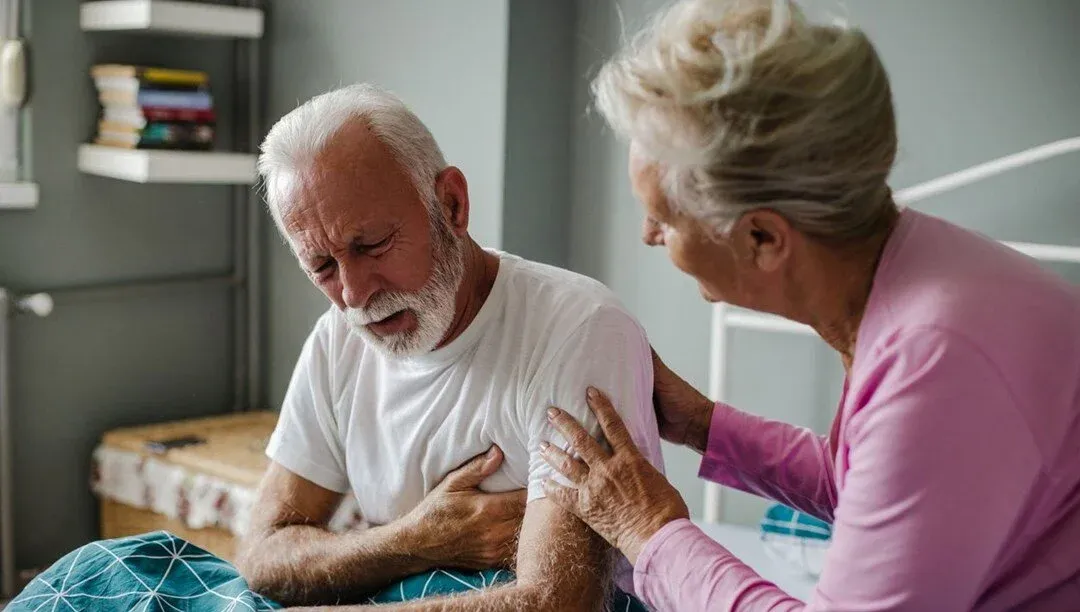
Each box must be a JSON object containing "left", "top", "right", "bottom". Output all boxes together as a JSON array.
[
  {"left": 652, "top": 348, "right": 715, "bottom": 454},
  {"left": 540, "top": 387, "right": 690, "bottom": 565}
]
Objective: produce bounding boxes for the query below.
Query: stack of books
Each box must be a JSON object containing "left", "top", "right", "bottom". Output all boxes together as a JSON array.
[{"left": 91, "top": 64, "right": 216, "bottom": 151}]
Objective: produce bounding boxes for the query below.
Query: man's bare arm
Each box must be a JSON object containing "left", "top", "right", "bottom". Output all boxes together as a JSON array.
[
  {"left": 238, "top": 449, "right": 525, "bottom": 607},
  {"left": 285, "top": 498, "right": 613, "bottom": 612}
]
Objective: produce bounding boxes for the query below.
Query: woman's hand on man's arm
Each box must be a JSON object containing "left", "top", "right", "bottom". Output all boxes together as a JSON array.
[{"left": 651, "top": 347, "right": 715, "bottom": 454}]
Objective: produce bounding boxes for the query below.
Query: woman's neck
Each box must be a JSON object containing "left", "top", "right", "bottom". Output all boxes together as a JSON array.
[{"left": 798, "top": 213, "right": 899, "bottom": 370}]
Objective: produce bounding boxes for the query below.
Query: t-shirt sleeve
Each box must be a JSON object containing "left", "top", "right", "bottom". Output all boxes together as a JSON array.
[
  {"left": 265, "top": 313, "right": 350, "bottom": 494},
  {"left": 522, "top": 305, "right": 665, "bottom": 503}
]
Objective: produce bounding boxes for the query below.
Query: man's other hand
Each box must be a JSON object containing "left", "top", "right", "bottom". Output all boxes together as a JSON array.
[{"left": 404, "top": 446, "right": 526, "bottom": 570}]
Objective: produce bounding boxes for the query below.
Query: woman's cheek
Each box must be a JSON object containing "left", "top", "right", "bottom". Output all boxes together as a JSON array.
[{"left": 666, "top": 235, "right": 697, "bottom": 275}]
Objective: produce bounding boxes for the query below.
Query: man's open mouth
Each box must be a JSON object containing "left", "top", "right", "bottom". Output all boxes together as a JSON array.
[{"left": 366, "top": 310, "right": 410, "bottom": 334}]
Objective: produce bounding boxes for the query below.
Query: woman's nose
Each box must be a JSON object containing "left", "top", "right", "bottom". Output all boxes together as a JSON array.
[{"left": 642, "top": 217, "right": 665, "bottom": 247}]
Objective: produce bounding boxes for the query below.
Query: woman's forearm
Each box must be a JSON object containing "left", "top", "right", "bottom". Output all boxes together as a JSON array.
[
  {"left": 698, "top": 402, "right": 837, "bottom": 521},
  {"left": 683, "top": 399, "right": 715, "bottom": 455},
  {"left": 634, "top": 519, "right": 806, "bottom": 612}
]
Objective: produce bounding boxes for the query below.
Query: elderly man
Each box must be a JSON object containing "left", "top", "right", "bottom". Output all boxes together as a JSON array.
[
  {"left": 239, "top": 83, "right": 665, "bottom": 611},
  {"left": 3, "top": 82, "right": 661, "bottom": 612}
]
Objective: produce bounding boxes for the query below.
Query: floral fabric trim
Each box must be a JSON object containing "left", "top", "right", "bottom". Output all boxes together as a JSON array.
[{"left": 90, "top": 445, "right": 365, "bottom": 536}]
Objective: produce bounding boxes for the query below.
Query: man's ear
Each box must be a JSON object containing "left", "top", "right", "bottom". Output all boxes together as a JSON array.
[
  {"left": 732, "top": 210, "right": 792, "bottom": 273},
  {"left": 434, "top": 166, "right": 470, "bottom": 236}
]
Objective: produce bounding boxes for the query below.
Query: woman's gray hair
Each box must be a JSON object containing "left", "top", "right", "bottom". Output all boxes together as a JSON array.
[
  {"left": 593, "top": 0, "right": 898, "bottom": 242},
  {"left": 257, "top": 83, "right": 448, "bottom": 230}
]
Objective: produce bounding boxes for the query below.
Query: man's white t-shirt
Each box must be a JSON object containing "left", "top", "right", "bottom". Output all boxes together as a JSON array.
[{"left": 266, "top": 250, "right": 665, "bottom": 533}]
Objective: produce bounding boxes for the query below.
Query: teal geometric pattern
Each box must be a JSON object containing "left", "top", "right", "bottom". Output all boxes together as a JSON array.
[
  {"left": 760, "top": 503, "right": 832, "bottom": 541},
  {"left": 758, "top": 503, "right": 832, "bottom": 579},
  {"left": 7, "top": 532, "right": 280, "bottom": 611},
  {"left": 8, "top": 532, "right": 649, "bottom": 611},
  {"left": 370, "top": 568, "right": 512, "bottom": 604}
]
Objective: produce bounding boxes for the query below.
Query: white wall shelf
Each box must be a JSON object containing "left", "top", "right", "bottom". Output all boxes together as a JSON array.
[
  {"left": 80, "top": 0, "right": 264, "bottom": 39},
  {"left": 77, "top": 144, "right": 257, "bottom": 184},
  {"left": 0, "top": 182, "right": 39, "bottom": 210}
]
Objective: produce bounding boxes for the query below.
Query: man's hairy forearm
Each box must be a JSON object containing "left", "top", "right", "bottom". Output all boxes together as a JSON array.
[
  {"left": 287, "top": 581, "right": 604, "bottom": 612},
  {"left": 239, "top": 521, "right": 431, "bottom": 606},
  {"left": 285, "top": 502, "right": 615, "bottom": 612}
]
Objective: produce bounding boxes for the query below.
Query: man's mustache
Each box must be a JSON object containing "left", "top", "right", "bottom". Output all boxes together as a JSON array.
[{"left": 344, "top": 292, "right": 421, "bottom": 326}]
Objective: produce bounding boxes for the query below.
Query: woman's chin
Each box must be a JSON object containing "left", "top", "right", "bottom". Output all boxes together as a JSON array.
[{"left": 699, "top": 285, "right": 723, "bottom": 303}]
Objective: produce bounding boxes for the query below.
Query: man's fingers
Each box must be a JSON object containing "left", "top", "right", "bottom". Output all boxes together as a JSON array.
[
  {"left": 542, "top": 478, "right": 580, "bottom": 516},
  {"left": 586, "top": 387, "right": 635, "bottom": 450},
  {"left": 539, "top": 441, "right": 589, "bottom": 483},
  {"left": 546, "top": 407, "right": 607, "bottom": 465},
  {"left": 443, "top": 445, "right": 503, "bottom": 490}
]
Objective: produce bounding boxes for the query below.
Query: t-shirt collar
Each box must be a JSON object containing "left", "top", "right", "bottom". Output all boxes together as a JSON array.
[{"left": 394, "top": 250, "right": 512, "bottom": 370}]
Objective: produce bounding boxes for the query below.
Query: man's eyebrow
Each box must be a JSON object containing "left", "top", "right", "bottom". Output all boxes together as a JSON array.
[{"left": 291, "top": 241, "right": 326, "bottom": 264}]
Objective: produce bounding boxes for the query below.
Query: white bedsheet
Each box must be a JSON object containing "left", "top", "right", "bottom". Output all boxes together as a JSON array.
[{"left": 694, "top": 521, "right": 819, "bottom": 601}]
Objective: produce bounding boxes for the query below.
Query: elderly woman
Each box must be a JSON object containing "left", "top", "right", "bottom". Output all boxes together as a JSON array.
[{"left": 539, "top": 0, "right": 1080, "bottom": 610}]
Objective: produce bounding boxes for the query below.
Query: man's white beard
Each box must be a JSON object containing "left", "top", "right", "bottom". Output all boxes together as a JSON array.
[{"left": 343, "top": 209, "right": 465, "bottom": 358}]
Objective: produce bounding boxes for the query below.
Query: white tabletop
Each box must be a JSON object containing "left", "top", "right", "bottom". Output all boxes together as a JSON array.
[{"left": 692, "top": 521, "right": 818, "bottom": 601}]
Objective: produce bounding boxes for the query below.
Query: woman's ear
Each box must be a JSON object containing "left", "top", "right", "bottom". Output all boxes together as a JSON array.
[{"left": 736, "top": 210, "right": 792, "bottom": 272}]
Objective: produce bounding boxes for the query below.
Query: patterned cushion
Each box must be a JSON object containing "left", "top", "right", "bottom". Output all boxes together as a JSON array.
[
  {"left": 759, "top": 503, "right": 832, "bottom": 578},
  {"left": 9, "top": 532, "right": 649, "bottom": 611},
  {"left": 760, "top": 503, "right": 832, "bottom": 541},
  {"left": 8, "top": 531, "right": 280, "bottom": 611}
]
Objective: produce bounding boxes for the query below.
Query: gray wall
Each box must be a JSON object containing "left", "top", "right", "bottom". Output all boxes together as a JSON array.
[
  {"left": 0, "top": 1, "right": 238, "bottom": 569},
  {"left": 263, "top": 0, "right": 511, "bottom": 407},
  {"left": 501, "top": 0, "right": 576, "bottom": 268},
  {"left": 569, "top": 0, "right": 1080, "bottom": 525}
]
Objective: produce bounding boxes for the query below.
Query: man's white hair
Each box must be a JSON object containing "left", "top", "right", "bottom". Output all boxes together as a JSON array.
[{"left": 257, "top": 82, "right": 449, "bottom": 229}]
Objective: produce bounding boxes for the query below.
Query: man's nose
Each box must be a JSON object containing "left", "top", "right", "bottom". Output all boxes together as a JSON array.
[{"left": 339, "top": 257, "right": 380, "bottom": 309}]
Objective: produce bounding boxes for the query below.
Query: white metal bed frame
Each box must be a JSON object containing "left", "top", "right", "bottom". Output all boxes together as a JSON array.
[{"left": 702, "top": 136, "right": 1080, "bottom": 523}]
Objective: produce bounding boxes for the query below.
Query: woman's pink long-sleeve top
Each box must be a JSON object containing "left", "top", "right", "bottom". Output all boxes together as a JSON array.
[{"left": 633, "top": 209, "right": 1080, "bottom": 611}]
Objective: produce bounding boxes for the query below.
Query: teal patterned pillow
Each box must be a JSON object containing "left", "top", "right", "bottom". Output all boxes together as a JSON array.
[
  {"left": 8, "top": 531, "right": 281, "bottom": 611},
  {"left": 368, "top": 568, "right": 514, "bottom": 603},
  {"left": 10, "top": 532, "right": 648, "bottom": 610},
  {"left": 760, "top": 503, "right": 832, "bottom": 541},
  {"left": 759, "top": 503, "right": 832, "bottom": 578}
]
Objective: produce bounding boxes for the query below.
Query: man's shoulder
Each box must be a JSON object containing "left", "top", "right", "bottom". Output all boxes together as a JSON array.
[
  {"left": 497, "top": 253, "right": 649, "bottom": 371},
  {"left": 499, "top": 253, "right": 638, "bottom": 331}
]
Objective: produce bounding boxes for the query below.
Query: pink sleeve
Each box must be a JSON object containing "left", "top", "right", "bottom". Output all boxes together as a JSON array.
[
  {"left": 634, "top": 519, "right": 805, "bottom": 611},
  {"left": 634, "top": 329, "right": 1042, "bottom": 611},
  {"left": 700, "top": 402, "right": 837, "bottom": 520}
]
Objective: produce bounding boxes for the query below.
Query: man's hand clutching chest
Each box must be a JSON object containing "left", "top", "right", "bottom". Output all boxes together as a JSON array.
[
  {"left": 244, "top": 443, "right": 614, "bottom": 612},
  {"left": 237, "top": 448, "right": 526, "bottom": 607},
  {"left": 402, "top": 446, "right": 526, "bottom": 571}
]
